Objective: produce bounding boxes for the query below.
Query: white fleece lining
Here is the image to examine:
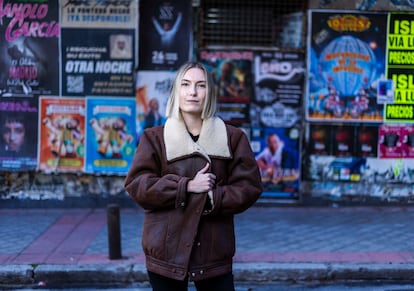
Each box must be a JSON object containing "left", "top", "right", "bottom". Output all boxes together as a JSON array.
[{"left": 164, "top": 117, "right": 231, "bottom": 161}]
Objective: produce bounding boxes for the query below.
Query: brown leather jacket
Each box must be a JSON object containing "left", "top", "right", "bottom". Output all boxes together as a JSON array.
[{"left": 124, "top": 117, "right": 263, "bottom": 281}]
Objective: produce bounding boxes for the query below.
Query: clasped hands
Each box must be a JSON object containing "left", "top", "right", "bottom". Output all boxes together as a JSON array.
[{"left": 187, "top": 163, "right": 216, "bottom": 193}]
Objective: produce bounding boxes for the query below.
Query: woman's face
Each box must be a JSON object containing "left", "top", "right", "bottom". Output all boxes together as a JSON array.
[
  {"left": 178, "top": 67, "right": 207, "bottom": 117},
  {"left": 2, "top": 121, "right": 25, "bottom": 151}
]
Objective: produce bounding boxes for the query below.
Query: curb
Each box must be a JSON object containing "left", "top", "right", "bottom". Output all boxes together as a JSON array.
[{"left": 3, "top": 263, "right": 414, "bottom": 286}]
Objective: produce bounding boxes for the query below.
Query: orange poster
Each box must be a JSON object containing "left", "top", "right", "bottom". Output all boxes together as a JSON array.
[{"left": 38, "top": 97, "right": 85, "bottom": 173}]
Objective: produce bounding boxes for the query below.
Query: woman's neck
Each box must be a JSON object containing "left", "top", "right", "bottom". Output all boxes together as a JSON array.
[{"left": 181, "top": 112, "right": 203, "bottom": 136}]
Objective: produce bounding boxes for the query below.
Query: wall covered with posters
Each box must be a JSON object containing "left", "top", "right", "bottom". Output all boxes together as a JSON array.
[
  {"left": 3, "top": 0, "right": 414, "bottom": 205},
  {"left": 303, "top": 3, "right": 414, "bottom": 204},
  {"left": 0, "top": 0, "right": 144, "bottom": 202},
  {"left": 0, "top": 0, "right": 307, "bottom": 203}
]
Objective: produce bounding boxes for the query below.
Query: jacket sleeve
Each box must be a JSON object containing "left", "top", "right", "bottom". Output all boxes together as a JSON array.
[
  {"left": 211, "top": 128, "right": 263, "bottom": 216},
  {"left": 124, "top": 129, "right": 191, "bottom": 210}
]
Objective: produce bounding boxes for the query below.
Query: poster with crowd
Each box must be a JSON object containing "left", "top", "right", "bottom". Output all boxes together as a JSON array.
[
  {"left": 138, "top": 0, "right": 192, "bottom": 70},
  {"left": 60, "top": 0, "right": 137, "bottom": 97},
  {"left": 198, "top": 49, "right": 253, "bottom": 127},
  {"left": 85, "top": 97, "right": 136, "bottom": 175},
  {"left": 38, "top": 97, "right": 85, "bottom": 173},
  {"left": 0, "top": 0, "right": 60, "bottom": 97},
  {"left": 0, "top": 97, "right": 38, "bottom": 171},
  {"left": 250, "top": 126, "right": 300, "bottom": 198},
  {"left": 251, "top": 50, "right": 305, "bottom": 128},
  {"left": 307, "top": 10, "right": 388, "bottom": 123},
  {"left": 135, "top": 70, "right": 175, "bottom": 140}
]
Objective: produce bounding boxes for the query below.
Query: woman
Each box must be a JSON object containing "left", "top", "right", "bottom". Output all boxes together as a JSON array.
[{"left": 124, "top": 61, "right": 263, "bottom": 291}]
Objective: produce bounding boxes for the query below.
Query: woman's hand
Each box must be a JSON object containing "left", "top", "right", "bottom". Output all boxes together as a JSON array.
[{"left": 187, "top": 163, "right": 216, "bottom": 193}]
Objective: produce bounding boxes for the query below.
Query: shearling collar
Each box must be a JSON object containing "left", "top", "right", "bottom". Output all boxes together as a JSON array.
[{"left": 164, "top": 117, "right": 231, "bottom": 161}]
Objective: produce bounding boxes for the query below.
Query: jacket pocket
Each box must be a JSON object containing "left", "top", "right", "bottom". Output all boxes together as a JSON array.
[{"left": 142, "top": 212, "right": 168, "bottom": 259}]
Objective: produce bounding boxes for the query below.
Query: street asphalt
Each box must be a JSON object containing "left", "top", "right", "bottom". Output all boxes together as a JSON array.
[{"left": 1, "top": 204, "right": 414, "bottom": 288}]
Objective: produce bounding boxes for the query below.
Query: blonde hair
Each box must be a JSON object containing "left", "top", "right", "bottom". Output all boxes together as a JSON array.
[{"left": 165, "top": 61, "right": 217, "bottom": 119}]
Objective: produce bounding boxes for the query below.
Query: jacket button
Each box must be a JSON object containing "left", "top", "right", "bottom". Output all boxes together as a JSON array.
[
  {"left": 191, "top": 272, "right": 196, "bottom": 277},
  {"left": 199, "top": 270, "right": 204, "bottom": 275},
  {"left": 197, "top": 242, "right": 201, "bottom": 246},
  {"left": 180, "top": 202, "right": 185, "bottom": 207}
]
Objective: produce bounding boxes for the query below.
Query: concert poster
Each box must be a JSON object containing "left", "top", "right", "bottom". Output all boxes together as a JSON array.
[
  {"left": 198, "top": 49, "right": 254, "bottom": 127},
  {"left": 252, "top": 50, "right": 305, "bottom": 128},
  {"left": 307, "top": 123, "right": 332, "bottom": 156},
  {"left": 0, "top": 97, "right": 38, "bottom": 171},
  {"left": 38, "top": 97, "right": 85, "bottom": 173},
  {"left": 135, "top": 70, "right": 175, "bottom": 140},
  {"left": 0, "top": 0, "right": 60, "bottom": 97},
  {"left": 138, "top": 0, "right": 192, "bottom": 70},
  {"left": 378, "top": 124, "right": 402, "bottom": 159},
  {"left": 60, "top": 0, "right": 138, "bottom": 97},
  {"left": 356, "top": 124, "right": 378, "bottom": 158},
  {"left": 250, "top": 126, "right": 300, "bottom": 198},
  {"left": 85, "top": 97, "right": 136, "bottom": 175},
  {"left": 331, "top": 124, "right": 356, "bottom": 157}
]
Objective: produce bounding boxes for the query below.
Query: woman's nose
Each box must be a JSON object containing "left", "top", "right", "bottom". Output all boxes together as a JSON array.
[{"left": 189, "top": 85, "right": 197, "bottom": 95}]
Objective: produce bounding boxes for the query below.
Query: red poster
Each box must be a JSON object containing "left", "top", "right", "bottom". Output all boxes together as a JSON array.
[{"left": 38, "top": 97, "right": 85, "bottom": 173}]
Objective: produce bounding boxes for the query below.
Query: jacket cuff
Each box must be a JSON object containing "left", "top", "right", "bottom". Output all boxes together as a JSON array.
[{"left": 175, "top": 177, "right": 191, "bottom": 209}]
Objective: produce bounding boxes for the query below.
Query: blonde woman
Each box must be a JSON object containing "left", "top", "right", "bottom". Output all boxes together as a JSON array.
[{"left": 124, "top": 61, "right": 262, "bottom": 291}]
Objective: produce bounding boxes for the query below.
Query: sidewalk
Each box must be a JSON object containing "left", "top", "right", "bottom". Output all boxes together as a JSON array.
[{"left": 2, "top": 205, "right": 414, "bottom": 287}]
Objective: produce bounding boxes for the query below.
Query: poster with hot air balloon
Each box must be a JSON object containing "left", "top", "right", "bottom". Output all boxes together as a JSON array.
[{"left": 307, "top": 10, "right": 388, "bottom": 123}]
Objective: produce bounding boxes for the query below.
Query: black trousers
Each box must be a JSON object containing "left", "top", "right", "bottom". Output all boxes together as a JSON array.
[{"left": 147, "top": 270, "right": 235, "bottom": 291}]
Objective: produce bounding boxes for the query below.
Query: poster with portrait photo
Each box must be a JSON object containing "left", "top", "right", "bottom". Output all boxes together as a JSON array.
[
  {"left": 135, "top": 70, "right": 175, "bottom": 141},
  {"left": 138, "top": 0, "right": 193, "bottom": 70},
  {"left": 250, "top": 126, "right": 300, "bottom": 198},
  {"left": 0, "top": 0, "right": 59, "bottom": 97},
  {"left": 0, "top": 97, "right": 38, "bottom": 171},
  {"left": 85, "top": 97, "right": 136, "bottom": 175},
  {"left": 38, "top": 97, "right": 86, "bottom": 173}
]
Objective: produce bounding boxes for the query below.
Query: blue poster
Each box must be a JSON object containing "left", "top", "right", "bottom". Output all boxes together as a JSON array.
[
  {"left": 250, "top": 126, "right": 300, "bottom": 198},
  {"left": 85, "top": 97, "right": 136, "bottom": 174},
  {"left": 307, "top": 10, "right": 388, "bottom": 123}
]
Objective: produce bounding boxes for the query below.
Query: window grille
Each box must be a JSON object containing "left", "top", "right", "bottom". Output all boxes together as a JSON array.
[{"left": 196, "top": 0, "right": 307, "bottom": 49}]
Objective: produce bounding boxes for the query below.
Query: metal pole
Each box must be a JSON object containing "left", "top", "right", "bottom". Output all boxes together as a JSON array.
[{"left": 107, "top": 204, "right": 122, "bottom": 260}]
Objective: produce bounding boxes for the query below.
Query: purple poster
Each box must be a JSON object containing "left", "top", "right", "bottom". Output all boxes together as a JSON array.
[{"left": 0, "top": 0, "right": 60, "bottom": 97}]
